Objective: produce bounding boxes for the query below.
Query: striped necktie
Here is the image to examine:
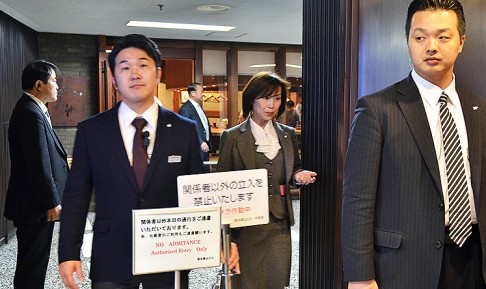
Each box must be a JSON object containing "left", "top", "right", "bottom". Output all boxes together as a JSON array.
[{"left": 439, "top": 91, "right": 471, "bottom": 247}]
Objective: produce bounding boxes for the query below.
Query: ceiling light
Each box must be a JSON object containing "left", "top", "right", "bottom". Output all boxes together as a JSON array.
[
  {"left": 249, "top": 64, "right": 302, "bottom": 69},
  {"left": 249, "top": 64, "right": 276, "bottom": 68},
  {"left": 286, "top": 64, "right": 302, "bottom": 69},
  {"left": 197, "top": 5, "right": 231, "bottom": 12},
  {"left": 127, "top": 21, "right": 235, "bottom": 31}
]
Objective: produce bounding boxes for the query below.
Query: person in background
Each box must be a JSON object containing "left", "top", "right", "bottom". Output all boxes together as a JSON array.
[
  {"left": 178, "top": 83, "right": 214, "bottom": 167},
  {"left": 58, "top": 34, "right": 239, "bottom": 289},
  {"left": 284, "top": 100, "right": 301, "bottom": 128},
  {"left": 217, "top": 71, "right": 317, "bottom": 289},
  {"left": 342, "top": 1, "right": 486, "bottom": 288},
  {"left": 5, "top": 60, "right": 69, "bottom": 289},
  {"left": 295, "top": 94, "right": 302, "bottom": 116}
]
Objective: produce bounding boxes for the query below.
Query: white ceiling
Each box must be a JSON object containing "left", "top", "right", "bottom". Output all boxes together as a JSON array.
[{"left": 0, "top": 0, "right": 303, "bottom": 45}]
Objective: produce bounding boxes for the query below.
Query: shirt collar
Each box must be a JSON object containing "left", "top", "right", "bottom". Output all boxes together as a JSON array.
[
  {"left": 411, "top": 70, "right": 458, "bottom": 108},
  {"left": 188, "top": 97, "right": 201, "bottom": 108},
  {"left": 119, "top": 100, "right": 159, "bottom": 130},
  {"left": 24, "top": 91, "right": 48, "bottom": 114}
]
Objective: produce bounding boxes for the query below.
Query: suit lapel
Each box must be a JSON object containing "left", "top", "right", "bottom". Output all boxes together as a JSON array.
[
  {"left": 236, "top": 120, "right": 256, "bottom": 169},
  {"left": 188, "top": 102, "right": 205, "bottom": 129},
  {"left": 103, "top": 104, "right": 140, "bottom": 193},
  {"left": 49, "top": 127, "right": 67, "bottom": 158},
  {"left": 24, "top": 94, "right": 67, "bottom": 158},
  {"left": 457, "top": 87, "right": 483, "bottom": 202},
  {"left": 275, "top": 123, "right": 294, "bottom": 182},
  {"left": 396, "top": 76, "right": 442, "bottom": 197},
  {"left": 143, "top": 106, "right": 175, "bottom": 189}
]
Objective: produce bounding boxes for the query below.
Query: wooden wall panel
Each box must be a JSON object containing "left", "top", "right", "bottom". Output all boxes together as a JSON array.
[
  {"left": 300, "top": 0, "right": 347, "bottom": 288},
  {"left": 164, "top": 59, "right": 194, "bottom": 89},
  {"left": 358, "top": 0, "right": 486, "bottom": 99},
  {"left": 0, "top": 10, "right": 39, "bottom": 243}
]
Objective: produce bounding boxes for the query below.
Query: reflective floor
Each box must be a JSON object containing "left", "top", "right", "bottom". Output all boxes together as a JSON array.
[{"left": 0, "top": 200, "right": 300, "bottom": 288}]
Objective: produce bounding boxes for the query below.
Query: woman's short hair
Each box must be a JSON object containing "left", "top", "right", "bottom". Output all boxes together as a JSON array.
[{"left": 241, "top": 71, "right": 290, "bottom": 119}]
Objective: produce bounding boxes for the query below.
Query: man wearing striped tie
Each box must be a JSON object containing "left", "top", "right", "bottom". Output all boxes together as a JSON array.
[{"left": 342, "top": 1, "right": 486, "bottom": 289}]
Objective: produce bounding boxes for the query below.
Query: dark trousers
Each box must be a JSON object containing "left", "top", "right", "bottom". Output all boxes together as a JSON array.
[
  {"left": 92, "top": 271, "right": 189, "bottom": 289},
  {"left": 14, "top": 221, "right": 55, "bottom": 289},
  {"left": 438, "top": 224, "right": 486, "bottom": 289}
]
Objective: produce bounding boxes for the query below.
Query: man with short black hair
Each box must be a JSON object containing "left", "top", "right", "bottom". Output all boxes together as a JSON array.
[
  {"left": 342, "top": 1, "right": 486, "bottom": 288},
  {"left": 5, "top": 60, "right": 68, "bottom": 289}
]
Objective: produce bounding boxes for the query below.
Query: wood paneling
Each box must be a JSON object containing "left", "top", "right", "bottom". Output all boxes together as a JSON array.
[
  {"left": 0, "top": 10, "right": 39, "bottom": 243},
  {"left": 300, "top": 0, "right": 347, "bottom": 288},
  {"left": 358, "top": 0, "right": 486, "bottom": 99},
  {"left": 164, "top": 59, "right": 194, "bottom": 89}
]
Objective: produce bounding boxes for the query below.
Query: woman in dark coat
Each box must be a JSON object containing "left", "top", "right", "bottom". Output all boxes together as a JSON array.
[{"left": 217, "top": 71, "right": 316, "bottom": 289}]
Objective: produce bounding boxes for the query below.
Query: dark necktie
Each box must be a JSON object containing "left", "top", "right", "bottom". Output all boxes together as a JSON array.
[
  {"left": 439, "top": 92, "right": 471, "bottom": 247},
  {"left": 132, "top": 118, "right": 148, "bottom": 191},
  {"left": 45, "top": 110, "right": 52, "bottom": 127}
]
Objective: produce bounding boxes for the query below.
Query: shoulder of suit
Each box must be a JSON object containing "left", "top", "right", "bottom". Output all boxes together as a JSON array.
[
  {"left": 275, "top": 121, "right": 294, "bottom": 133},
  {"left": 160, "top": 106, "right": 199, "bottom": 128},
  {"left": 359, "top": 76, "right": 412, "bottom": 105}
]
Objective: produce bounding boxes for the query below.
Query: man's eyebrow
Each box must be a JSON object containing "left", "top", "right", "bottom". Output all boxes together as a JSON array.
[{"left": 412, "top": 27, "right": 452, "bottom": 34}]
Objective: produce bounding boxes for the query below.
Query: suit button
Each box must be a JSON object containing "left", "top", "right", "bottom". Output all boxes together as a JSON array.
[
  {"left": 438, "top": 204, "right": 444, "bottom": 211},
  {"left": 435, "top": 241, "right": 442, "bottom": 249}
]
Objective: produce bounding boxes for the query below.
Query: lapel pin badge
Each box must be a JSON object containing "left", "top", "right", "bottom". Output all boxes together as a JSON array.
[
  {"left": 166, "top": 124, "right": 172, "bottom": 127},
  {"left": 473, "top": 106, "right": 478, "bottom": 111}
]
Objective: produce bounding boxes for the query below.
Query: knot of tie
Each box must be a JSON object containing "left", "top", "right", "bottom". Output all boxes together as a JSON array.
[
  {"left": 439, "top": 91, "right": 449, "bottom": 105},
  {"left": 132, "top": 118, "right": 147, "bottom": 131}
]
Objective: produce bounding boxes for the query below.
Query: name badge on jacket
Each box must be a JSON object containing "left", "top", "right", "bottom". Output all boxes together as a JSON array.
[{"left": 168, "top": 155, "right": 182, "bottom": 163}]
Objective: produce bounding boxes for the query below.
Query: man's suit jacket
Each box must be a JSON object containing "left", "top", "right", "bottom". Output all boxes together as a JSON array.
[
  {"left": 5, "top": 94, "right": 68, "bottom": 224},
  {"left": 58, "top": 103, "right": 204, "bottom": 283},
  {"left": 178, "top": 100, "right": 213, "bottom": 161},
  {"left": 342, "top": 74, "right": 486, "bottom": 289},
  {"left": 216, "top": 119, "right": 301, "bottom": 225}
]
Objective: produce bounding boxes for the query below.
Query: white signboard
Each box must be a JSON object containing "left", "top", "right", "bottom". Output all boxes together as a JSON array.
[
  {"left": 177, "top": 169, "right": 269, "bottom": 228},
  {"left": 132, "top": 205, "right": 221, "bottom": 275}
]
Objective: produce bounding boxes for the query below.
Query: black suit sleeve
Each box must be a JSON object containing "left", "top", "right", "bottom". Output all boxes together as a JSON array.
[
  {"left": 17, "top": 107, "right": 62, "bottom": 210},
  {"left": 342, "top": 96, "right": 382, "bottom": 281}
]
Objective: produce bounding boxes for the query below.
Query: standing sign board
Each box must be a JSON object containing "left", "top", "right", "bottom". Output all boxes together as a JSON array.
[
  {"left": 132, "top": 205, "right": 221, "bottom": 275},
  {"left": 177, "top": 169, "right": 269, "bottom": 228}
]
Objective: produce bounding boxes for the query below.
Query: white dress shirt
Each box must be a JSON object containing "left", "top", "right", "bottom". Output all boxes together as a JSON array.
[
  {"left": 412, "top": 70, "right": 476, "bottom": 225},
  {"left": 25, "top": 91, "right": 52, "bottom": 127},
  {"left": 188, "top": 98, "right": 210, "bottom": 141},
  {"left": 118, "top": 101, "right": 158, "bottom": 165}
]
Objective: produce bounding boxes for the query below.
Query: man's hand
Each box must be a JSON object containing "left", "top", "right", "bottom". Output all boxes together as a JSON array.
[
  {"left": 59, "top": 260, "right": 84, "bottom": 289},
  {"left": 348, "top": 279, "right": 378, "bottom": 289},
  {"left": 47, "top": 205, "right": 62, "bottom": 221},
  {"left": 201, "top": 142, "right": 209, "bottom": 153},
  {"left": 220, "top": 242, "right": 240, "bottom": 274}
]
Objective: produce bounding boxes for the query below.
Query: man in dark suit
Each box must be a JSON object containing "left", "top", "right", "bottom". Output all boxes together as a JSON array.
[
  {"left": 179, "top": 82, "right": 213, "bottom": 163},
  {"left": 342, "top": 1, "right": 486, "bottom": 289},
  {"left": 58, "top": 34, "right": 239, "bottom": 289},
  {"left": 5, "top": 60, "right": 69, "bottom": 288}
]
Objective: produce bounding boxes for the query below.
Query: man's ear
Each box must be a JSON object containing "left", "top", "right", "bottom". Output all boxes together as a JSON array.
[
  {"left": 111, "top": 76, "right": 118, "bottom": 90},
  {"left": 35, "top": 80, "right": 43, "bottom": 90},
  {"left": 156, "top": 67, "right": 162, "bottom": 83}
]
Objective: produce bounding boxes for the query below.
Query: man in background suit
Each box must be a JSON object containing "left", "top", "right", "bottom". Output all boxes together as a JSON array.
[
  {"left": 58, "top": 34, "right": 238, "bottom": 289},
  {"left": 179, "top": 82, "right": 213, "bottom": 164},
  {"left": 5, "top": 60, "right": 69, "bottom": 288},
  {"left": 342, "top": 0, "right": 486, "bottom": 289},
  {"left": 179, "top": 82, "right": 212, "bottom": 161}
]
